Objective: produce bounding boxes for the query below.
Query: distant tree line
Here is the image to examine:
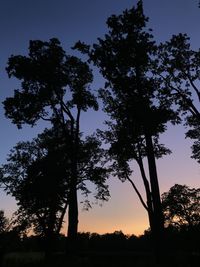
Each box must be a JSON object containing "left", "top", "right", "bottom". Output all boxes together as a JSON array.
[{"left": 0, "top": 0, "right": 199, "bottom": 262}]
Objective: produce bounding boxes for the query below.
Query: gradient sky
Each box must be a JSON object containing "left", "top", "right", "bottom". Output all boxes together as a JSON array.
[{"left": 0, "top": 0, "right": 200, "bottom": 236}]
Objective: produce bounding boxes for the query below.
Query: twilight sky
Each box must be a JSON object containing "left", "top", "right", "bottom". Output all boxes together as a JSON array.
[{"left": 0, "top": 0, "right": 200, "bottom": 236}]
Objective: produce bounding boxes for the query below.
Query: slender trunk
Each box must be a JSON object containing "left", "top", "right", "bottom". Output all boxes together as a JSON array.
[
  {"left": 137, "top": 157, "right": 154, "bottom": 232},
  {"left": 65, "top": 107, "right": 80, "bottom": 253},
  {"left": 67, "top": 180, "right": 78, "bottom": 252},
  {"left": 135, "top": 59, "right": 163, "bottom": 237},
  {"left": 145, "top": 130, "right": 164, "bottom": 261},
  {"left": 145, "top": 131, "right": 164, "bottom": 229},
  {"left": 67, "top": 141, "right": 79, "bottom": 252}
]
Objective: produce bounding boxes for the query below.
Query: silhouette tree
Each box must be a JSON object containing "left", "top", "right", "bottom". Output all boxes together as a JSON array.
[
  {"left": 157, "top": 33, "right": 200, "bottom": 163},
  {"left": 74, "top": 0, "right": 178, "bottom": 259},
  {"left": 3, "top": 38, "right": 109, "bottom": 251},
  {"left": 1, "top": 127, "right": 109, "bottom": 254},
  {"left": 162, "top": 184, "right": 200, "bottom": 228},
  {"left": 1, "top": 127, "right": 69, "bottom": 255}
]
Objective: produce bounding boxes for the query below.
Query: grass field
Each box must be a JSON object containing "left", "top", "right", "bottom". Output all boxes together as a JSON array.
[{"left": 1, "top": 250, "right": 199, "bottom": 267}]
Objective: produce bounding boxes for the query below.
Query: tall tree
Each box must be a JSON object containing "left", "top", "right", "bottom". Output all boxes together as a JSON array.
[
  {"left": 1, "top": 127, "right": 109, "bottom": 254},
  {"left": 74, "top": 0, "right": 177, "bottom": 258},
  {"left": 3, "top": 38, "right": 109, "bottom": 250},
  {"left": 1, "top": 127, "right": 68, "bottom": 254}
]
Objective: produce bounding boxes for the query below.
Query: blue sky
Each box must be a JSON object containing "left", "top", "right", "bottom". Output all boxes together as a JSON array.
[{"left": 0, "top": 0, "right": 200, "bottom": 235}]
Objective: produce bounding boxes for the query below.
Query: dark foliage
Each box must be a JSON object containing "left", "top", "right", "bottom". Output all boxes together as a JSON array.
[
  {"left": 162, "top": 184, "right": 200, "bottom": 228},
  {"left": 157, "top": 33, "right": 200, "bottom": 163},
  {"left": 3, "top": 38, "right": 110, "bottom": 252},
  {"left": 74, "top": 1, "right": 179, "bottom": 260}
]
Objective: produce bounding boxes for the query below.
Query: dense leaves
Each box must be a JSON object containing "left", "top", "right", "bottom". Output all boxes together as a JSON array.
[
  {"left": 1, "top": 128, "right": 68, "bottom": 236},
  {"left": 1, "top": 127, "right": 110, "bottom": 237},
  {"left": 75, "top": 2, "right": 178, "bottom": 248},
  {"left": 3, "top": 38, "right": 110, "bottom": 246},
  {"left": 1, "top": 2, "right": 200, "bottom": 262},
  {"left": 162, "top": 184, "right": 200, "bottom": 228},
  {"left": 4, "top": 38, "right": 98, "bottom": 128},
  {"left": 157, "top": 33, "right": 200, "bottom": 163}
]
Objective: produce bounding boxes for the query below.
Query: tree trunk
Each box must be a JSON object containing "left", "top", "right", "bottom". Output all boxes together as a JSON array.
[
  {"left": 66, "top": 117, "right": 79, "bottom": 254},
  {"left": 67, "top": 179, "right": 78, "bottom": 253},
  {"left": 145, "top": 130, "right": 164, "bottom": 261},
  {"left": 137, "top": 156, "right": 154, "bottom": 232},
  {"left": 44, "top": 204, "right": 57, "bottom": 259}
]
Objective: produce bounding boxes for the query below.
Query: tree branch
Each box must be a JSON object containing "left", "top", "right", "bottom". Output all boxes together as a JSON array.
[
  {"left": 186, "top": 72, "right": 200, "bottom": 102},
  {"left": 38, "top": 115, "right": 52, "bottom": 122},
  {"left": 160, "top": 74, "right": 200, "bottom": 118},
  {"left": 125, "top": 172, "right": 148, "bottom": 211},
  {"left": 61, "top": 101, "right": 75, "bottom": 123}
]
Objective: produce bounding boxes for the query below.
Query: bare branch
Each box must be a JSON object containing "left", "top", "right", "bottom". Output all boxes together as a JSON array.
[
  {"left": 125, "top": 172, "right": 148, "bottom": 211},
  {"left": 38, "top": 115, "right": 52, "bottom": 122}
]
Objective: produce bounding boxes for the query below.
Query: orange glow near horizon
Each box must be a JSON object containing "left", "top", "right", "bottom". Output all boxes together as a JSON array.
[
  {"left": 60, "top": 176, "right": 150, "bottom": 237},
  {"left": 61, "top": 214, "right": 149, "bottom": 237}
]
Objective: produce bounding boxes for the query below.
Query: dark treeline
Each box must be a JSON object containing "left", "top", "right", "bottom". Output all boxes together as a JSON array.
[
  {"left": 0, "top": 228, "right": 200, "bottom": 253},
  {"left": 0, "top": 0, "right": 200, "bottom": 266},
  {"left": 0, "top": 227, "right": 199, "bottom": 266}
]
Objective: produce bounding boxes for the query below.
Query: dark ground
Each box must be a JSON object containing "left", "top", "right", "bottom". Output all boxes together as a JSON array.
[{"left": 1, "top": 250, "right": 200, "bottom": 267}]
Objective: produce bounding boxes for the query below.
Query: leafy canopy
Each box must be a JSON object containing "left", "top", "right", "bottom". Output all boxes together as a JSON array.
[
  {"left": 162, "top": 184, "right": 200, "bottom": 228},
  {"left": 4, "top": 38, "right": 98, "bottom": 128}
]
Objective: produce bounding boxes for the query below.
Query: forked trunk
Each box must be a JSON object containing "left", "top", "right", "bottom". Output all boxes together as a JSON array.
[
  {"left": 145, "top": 130, "right": 164, "bottom": 261},
  {"left": 137, "top": 155, "right": 154, "bottom": 232}
]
